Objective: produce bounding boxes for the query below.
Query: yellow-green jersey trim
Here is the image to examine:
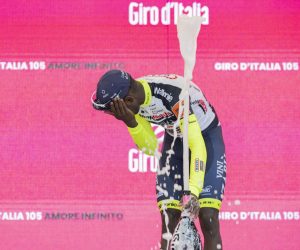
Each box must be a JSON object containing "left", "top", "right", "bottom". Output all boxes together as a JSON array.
[
  {"left": 127, "top": 115, "right": 158, "bottom": 156},
  {"left": 139, "top": 79, "right": 152, "bottom": 107},
  {"left": 199, "top": 198, "right": 222, "bottom": 210},
  {"left": 157, "top": 198, "right": 222, "bottom": 212},
  {"left": 157, "top": 200, "right": 182, "bottom": 211},
  {"left": 179, "top": 114, "right": 207, "bottom": 198}
]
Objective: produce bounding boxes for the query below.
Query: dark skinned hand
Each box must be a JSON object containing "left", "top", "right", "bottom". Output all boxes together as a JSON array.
[
  {"left": 109, "top": 97, "right": 137, "bottom": 128},
  {"left": 180, "top": 194, "right": 200, "bottom": 220}
]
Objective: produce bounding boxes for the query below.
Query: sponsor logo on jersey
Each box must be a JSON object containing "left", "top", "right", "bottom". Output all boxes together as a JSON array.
[
  {"left": 171, "top": 100, "right": 191, "bottom": 118},
  {"left": 201, "top": 185, "right": 213, "bottom": 195},
  {"left": 153, "top": 74, "right": 178, "bottom": 80},
  {"left": 154, "top": 87, "right": 173, "bottom": 102},
  {"left": 216, "top": 154, "right": 226, "bottom": 179},
  {"left": 200, "top": 160, "right": 204, "bottom": 171},
  {"left": 152, "top": 112, "right": 173, "bottom": 121},
  {"left": 139, "top": 112, "right": 175, "bottom": 124},
  {"left": 195, "top": 158, "right": 204, "bottom": 172},
  {"left": 195, "top": 158, "right": 200, "bottom": 172},
  {"left": 171, "top": 100, "right": 182, "bottom": 118},
  {"left": 191, "top": 99, "right": 207, "bottom": 113}
]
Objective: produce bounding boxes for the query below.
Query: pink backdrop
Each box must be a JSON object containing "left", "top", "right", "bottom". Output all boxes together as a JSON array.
[{"left": 0, "top": 0, "right": 299, "bottom": 249}]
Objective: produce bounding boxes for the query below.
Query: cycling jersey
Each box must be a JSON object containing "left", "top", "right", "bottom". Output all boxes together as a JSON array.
[
  {"left": 127, "top": 74, "right": 220, "bottom": 198},
  {"left": 137, "top": 74, "right": 217, "bottom": 136}
]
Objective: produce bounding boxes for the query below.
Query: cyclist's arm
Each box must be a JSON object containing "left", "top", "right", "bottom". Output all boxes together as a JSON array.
[
  {"left": 179, "top": 114, "right": 207, "bottom": 197},
  {"left": 128, "top": 115, "right": 158, "bottom": 156}
]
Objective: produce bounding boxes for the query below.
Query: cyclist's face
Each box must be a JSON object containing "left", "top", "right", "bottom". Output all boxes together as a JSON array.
[{"left": 125, "top": 96, "right": 140, "bottom": 114}]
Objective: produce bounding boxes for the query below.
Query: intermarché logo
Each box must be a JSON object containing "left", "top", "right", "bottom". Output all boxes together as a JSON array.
[{"left": 128, "top": 2, "right": 209, "bottom": 25}]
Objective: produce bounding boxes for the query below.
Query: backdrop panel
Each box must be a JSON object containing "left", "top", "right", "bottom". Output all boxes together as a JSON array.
[{"left": 0, "top": 1, "right": 299, "bottom": 249}]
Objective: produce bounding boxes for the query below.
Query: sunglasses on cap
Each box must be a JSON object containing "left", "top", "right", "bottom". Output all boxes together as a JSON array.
[{"left": 91, "top": 90, "right": 122, "bottom": 111}]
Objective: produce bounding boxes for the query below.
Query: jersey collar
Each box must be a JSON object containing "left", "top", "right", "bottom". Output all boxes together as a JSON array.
[{"left": 139, "top": 79, "right": 152, "bottom": 107}]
